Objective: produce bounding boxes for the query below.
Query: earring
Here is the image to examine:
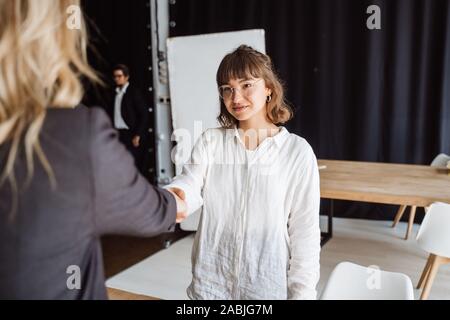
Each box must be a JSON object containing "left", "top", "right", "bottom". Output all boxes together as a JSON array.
[{"left": 266, "top": 95, "right": 272, "bottom": 103}]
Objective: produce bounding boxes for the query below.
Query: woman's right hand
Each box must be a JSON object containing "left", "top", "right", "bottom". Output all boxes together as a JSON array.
[{"left": 167, "top": 188, "right": 187, "bottom": 223}]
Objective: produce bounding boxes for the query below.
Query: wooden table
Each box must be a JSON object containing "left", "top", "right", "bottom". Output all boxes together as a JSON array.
[
  {"left": 107, "top": 287, "right": 160, "bottom": 300},
  {"left": 318, "top": 159, "right": 450, "bottom": 242}
]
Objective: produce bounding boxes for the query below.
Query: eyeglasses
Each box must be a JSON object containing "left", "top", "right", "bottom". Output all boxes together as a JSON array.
[{"left": 218, "top": 78, "right": 263, "bottom": 100}]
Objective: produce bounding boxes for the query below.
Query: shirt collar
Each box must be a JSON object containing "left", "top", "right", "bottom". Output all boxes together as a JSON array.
[
  {"left": 230, "top": 126, "right": 289, "bottom": 148},
  {"left": 116, "top": 82, "right": 130, "bottom": 94}
]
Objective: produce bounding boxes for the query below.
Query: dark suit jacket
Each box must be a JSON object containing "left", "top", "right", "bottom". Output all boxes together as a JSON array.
[
  {"left": 108, "top": 84, "right": 148, "bottom": 138},
  {"left": 0, "top": 106, "right": 176, "bottom": 299}
]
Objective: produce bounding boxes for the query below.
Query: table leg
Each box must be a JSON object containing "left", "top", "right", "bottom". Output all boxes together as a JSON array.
[{"left": 321, "top": 199, "right": 334, "bottom": 246}]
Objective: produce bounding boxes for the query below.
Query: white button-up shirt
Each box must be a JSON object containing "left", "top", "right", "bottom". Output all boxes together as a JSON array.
[
  {"left": 166, "top": 127, "right": 321, "bottom": 300},
  {"left": 114, "top": 82, "right": 129, "bottom": 130}
]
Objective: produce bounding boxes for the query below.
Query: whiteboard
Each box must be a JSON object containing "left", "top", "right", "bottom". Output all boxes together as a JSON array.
[{"left": 166, "top": 29, "right": 266, "bottom": 230}]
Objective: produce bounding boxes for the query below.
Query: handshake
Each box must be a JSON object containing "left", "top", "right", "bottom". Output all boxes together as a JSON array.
[{"left": 167, "top": 188, "right": 188, "bottom": 223}]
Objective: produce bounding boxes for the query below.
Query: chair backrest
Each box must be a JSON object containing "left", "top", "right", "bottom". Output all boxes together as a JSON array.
[
  {"left": 320, "top": 262, "right": 414, "bottom": 300},
  {"left": 430, "top": 153, "right": 450, "bottom": 167},
  {"left": 416, "top": 202, "right": 450, "bottom": 258}
]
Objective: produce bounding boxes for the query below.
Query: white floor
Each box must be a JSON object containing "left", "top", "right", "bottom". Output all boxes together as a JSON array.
[{"left": 106, "top": 217, "right": 450, "bottom": 300}]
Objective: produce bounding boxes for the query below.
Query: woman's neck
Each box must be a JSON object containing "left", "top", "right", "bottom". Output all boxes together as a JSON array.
[
  {"left": 238, "top": 113, "right": 278, "bottom": 132},
  {"left": 238, "top": 118, "right": 280, "bottom": 150}
]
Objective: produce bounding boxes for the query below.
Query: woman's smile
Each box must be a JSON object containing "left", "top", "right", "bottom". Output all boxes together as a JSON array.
[{"left": 232, "top": 104, "right": 249, "bottom": 113}]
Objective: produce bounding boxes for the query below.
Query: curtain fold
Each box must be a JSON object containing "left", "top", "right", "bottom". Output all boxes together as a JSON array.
[
  {"left": 81, "top": 0, "right": 450, "bottom": 220},
  {"left": 170, "top": 0, "right": 450, "bottom": 220}
]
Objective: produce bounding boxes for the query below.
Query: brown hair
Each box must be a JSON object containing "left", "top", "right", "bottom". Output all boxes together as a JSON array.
[{"left": 216, "top": 45, "right": 293, "bottom": 128}]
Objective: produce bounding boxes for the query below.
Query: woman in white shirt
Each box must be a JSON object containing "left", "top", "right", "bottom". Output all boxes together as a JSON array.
[{"left": 166, "top": 45, "right": 321, "bottom": 300}]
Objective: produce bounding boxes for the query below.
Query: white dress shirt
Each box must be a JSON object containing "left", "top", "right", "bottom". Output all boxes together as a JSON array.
[
  {"left": 114, "top": 82, "right": 130, "bottom": 130},
  {"left": 165, "top": 126, "right": 321, "bottom": 300}
]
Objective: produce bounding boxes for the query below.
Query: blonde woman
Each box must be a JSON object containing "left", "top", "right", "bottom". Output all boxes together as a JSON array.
[
  {"left": 167, "top": 45, "right": 321, "bottom": 300},
  {"left": 0, "top": 0, "right": 186, "bottom": 299}
]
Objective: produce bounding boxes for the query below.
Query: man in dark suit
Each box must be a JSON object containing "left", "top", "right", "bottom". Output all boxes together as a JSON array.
[{"left": 108, "top": 64, "right": 149, "bottom": 175}]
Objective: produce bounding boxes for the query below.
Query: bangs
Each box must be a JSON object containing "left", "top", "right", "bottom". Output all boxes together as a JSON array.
[
  {"left": 216, "top": 45, "right": 292, "bottom": 128},
  {"left": 216, "top": 52, "right": 265, "bottom": 86}
]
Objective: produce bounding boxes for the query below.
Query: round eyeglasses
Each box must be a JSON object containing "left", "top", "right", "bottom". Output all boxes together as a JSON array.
[{"left": 218, "top": 79, "right": 263, "bottom": 100}]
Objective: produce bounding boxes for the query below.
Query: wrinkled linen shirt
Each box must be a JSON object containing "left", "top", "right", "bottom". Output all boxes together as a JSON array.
[{"left": 165, "top": 126, "right": 321, "bottom": 299}]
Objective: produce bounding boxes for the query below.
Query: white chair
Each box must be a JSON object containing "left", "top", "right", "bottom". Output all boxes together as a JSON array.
[
  {"left": 392, "top": 153, "right": 450, "bottom": 240},
  {"left": 416, "top": 202, "right": 450, "bottom": 300},
  {"left": 320, "top": 262, "right": 414, "bottom": 300},
  {"left": 430, "top": 153, "right": 450, "bottom": 167}
]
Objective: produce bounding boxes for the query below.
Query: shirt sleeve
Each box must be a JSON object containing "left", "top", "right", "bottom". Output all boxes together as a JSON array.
[
  {"left": 163, "top": 130, "right": 210, "bottom": 215},
  {"left": 287, "top": 144, "right": 321, "bottom": 300},
  {"left": 89, "top": 107, "right": 177, "bottom": 236}
]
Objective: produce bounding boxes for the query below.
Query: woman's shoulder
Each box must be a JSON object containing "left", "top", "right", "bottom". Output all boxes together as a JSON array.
[
  {"left": 191, "top": 127, "right": 235, "bottom": 154},
  {"left": 202, "top": 127, "right": 228, "bottom": 136},
  {"left": 283, "top": 132, "right": 318, "bottom": 168},
  {"left": 285, "top": 132, "right": 314, "bottom": 154},
  {"left": 46, "top": 104, "right": 109, "bottom": 123},
  {"left": 45, "top": 105, "right": 113, "bottom": 142}
]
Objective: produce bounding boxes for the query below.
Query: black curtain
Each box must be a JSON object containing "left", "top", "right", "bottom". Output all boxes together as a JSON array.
[
  {"left": 169, "top": 0, "right": 450, "bottom": 220},
  {"left": 82, "top": 0, "right": 156, "bottom": 183},
  {"left": 82, "top": 0, "right": 450, "bottom": 220}
]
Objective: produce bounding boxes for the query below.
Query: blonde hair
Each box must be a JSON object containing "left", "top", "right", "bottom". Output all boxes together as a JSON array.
[
  {"left": 0, "top": 0, "right": 98, "bottom": 182},
  {"left": 216, "top": 45, "right": 293, "bottom": 128},
  {"left": 0, "top": 0, "right": 99, "bottom": 198}
]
